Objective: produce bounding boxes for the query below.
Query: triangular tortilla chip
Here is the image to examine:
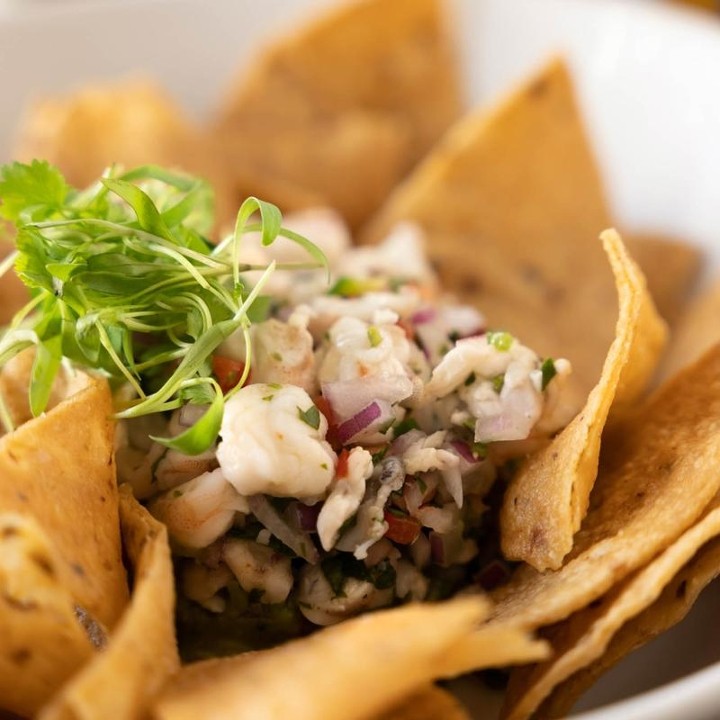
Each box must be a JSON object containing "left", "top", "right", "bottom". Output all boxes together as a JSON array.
[
  {"left": 152, "top": 596, "right": 547, "bottom": 720},
  {"left": 541, "top": 533, "right": 720, "bottom": 718},
  {"left": 215, "top": 0, "right": 461, "bottom": 228},
  {"left": 361, "top": 58, "right": 614, "bottom": 409},
  {"left": 489, "top": 343, "right": 720, "bottom": 634},
  {"left": 502, "top": 494, "right": 720, "bottom": 720},
  {"left": 40, "top": 487, "right": 179, "bottom": 720},
  {"left": 0, "top": 513, "right": 96, "bottom": 717},
  {"left": 152, "top": 598, "right": 489, "bottom": 720},
  {"left": 0, "top": 374, "right": 128, "bottom": 628},
  {"left": 14, "top": 80, "right": 236, "bottom": 232},
  {"left": 500, "top": 230, "right": 667, "bottom": 570}
]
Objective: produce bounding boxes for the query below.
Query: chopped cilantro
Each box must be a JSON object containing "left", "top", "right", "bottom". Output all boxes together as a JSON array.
[
  {"left": 472, "top": 442, "right": 488, "bottom": 459},
  {"left": 492, "top": 374, "right": 505, "bottom": 394},
  {"left": 271, "top": 351, "right": 283, "bottom": 362},
  {"left": 297, "top": 404, "right": 321, "bottom": 430},
  {"left": 487, "top": 330, "right": 514, "bottom": 352},
  {"left": 393, "top": 416, "right": 418, "bottom": 437},
  {"left": 541, "top": 358, "right": 558, "bottom": 390},
  {"left": 367, "top": 326, "right": 382, "bottom": 347},
  {"left": 328, "top": 276, "right": 384, "bottom": 297}
]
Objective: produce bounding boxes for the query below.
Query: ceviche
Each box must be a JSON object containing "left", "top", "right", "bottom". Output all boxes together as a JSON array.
[{"left": 0, "top": 161, "right": 573, "bottom": 656}]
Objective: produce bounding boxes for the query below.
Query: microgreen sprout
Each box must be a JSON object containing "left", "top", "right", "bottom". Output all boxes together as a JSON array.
[{"left": 0, "top": 160, "right": 327, "bottom": 453}]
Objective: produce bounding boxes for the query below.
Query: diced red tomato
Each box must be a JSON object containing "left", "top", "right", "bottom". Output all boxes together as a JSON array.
[
  {"left": 383, "top": 510, "right": 421, "bottom": 545},
  {"left": 212, "top": 356, "right": 248, "bottom": 394},
  {"left": 315, "top": 395, "right": 341, "bottom": 449},
  {"left": 335, "top": 448, "right": 350, "bottom": 479},
  {"left": 477, "top": 559, "right": 511, "bottom": 591},
  {"left": 396, "top": 317, "right": 416, "bottom": 341}
]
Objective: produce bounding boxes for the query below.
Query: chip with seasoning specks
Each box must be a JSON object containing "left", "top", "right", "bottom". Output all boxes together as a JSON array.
[
  {"left": 500, "top": 229, "right": 668, "bottom": 570},
  {"left": 150, "top": 597, "right": 548, "bottom": 720},
  {"left": 501, "top": 493, "right": 720, "bottom": 720},
  {"left": 540, "top": 532, "right": 720, "bottom": 718},
  {"left": 0, "top": 371, "right": 128, "bottom": 630},
  {"left": 39, "top": 488, "right": 179, "bottom": 720},
  {"left": 489, "top": 343, "right": 720, "bottom": 634},
  {"left": 0, "top": 513, "right": 97, "bottom": 718}
]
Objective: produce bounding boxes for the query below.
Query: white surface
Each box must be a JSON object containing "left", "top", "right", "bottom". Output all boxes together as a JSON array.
[{"left": 1, "top": 0, "right": 720, "bottom": 717}]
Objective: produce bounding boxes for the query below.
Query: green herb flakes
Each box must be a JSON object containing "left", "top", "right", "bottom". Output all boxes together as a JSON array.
[
  {"left": 541, "top": 358, "right": 558, "bottom": 390},
  {"left": 297, "top": 404, "right": 321, "bottom": 430},
  {"left": 487, "top": 330, "right": 514, "bottom": 352}
]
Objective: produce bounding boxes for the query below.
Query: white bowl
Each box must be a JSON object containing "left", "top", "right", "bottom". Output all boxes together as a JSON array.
[{"left": 1, "top": 0, "right": 719, "bottom": 717}]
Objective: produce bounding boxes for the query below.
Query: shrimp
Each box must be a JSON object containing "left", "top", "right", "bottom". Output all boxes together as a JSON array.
[{"left": 148, "top": 468, "right": 248, "bottom": 549}]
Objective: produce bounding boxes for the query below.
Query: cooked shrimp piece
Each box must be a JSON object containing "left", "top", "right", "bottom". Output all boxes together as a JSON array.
[
  {"left": 317, "top": 447, "right": 373, "bottom": 551},
  {"left": 251, "top": 319, "right": 316, "bottom": 394},
  {"left": 182, "top": 561, "right": 234, "bottom": 613},
  {"left": 297, "top": 564, "right": 393, "bottom": 626},
  {"left": 222, "top": 539, "right": 293, "bottom": 604},
  {"left": 217, "top": 383, "right": 336, "bottom": 498},
  {"left": 149, "top": 468, "right": 248, "bottom": 549}
]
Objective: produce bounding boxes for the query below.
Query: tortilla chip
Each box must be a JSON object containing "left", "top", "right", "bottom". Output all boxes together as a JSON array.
[
  {"left": 220, "top": 112, "right": 411, "bottom": 230},
  {"left": 501, "top": 494, "right": 720, "bottom": 720},
  {"left": 660, "top": 274, "right": 720, "bottom": 380},
  {"left": 153, "top": 595, "right": 548, "bottom": 720},
  {"left": 40, "top": 487, "right": 179, "bottom": 720},
  {"left": 500, "top": 230, "right": 667, "bottom": 570},
  {"left": 489, "top": 343, "right": 720, "bottom": 634},
  {"left": 0, "top": 513, "right": 96, "bottom": 718},
  {"left": 0, "top": 374, "right": 128, "bottom": 628},
  {"left": 14, "top": 79, "right": 236, "bottom": 232},
  {"left": 377, "top": 685, "right": 470, "bottom": 720},
  {"left": 541, "top": 534, "right": 720, "bottom": 718},
  {"left": 0, "top": 350, "right": 94, "bottom": 429},
  {"left": 623, "top": 232, "right": 701, "bottom": 327},
  {"left": 152, "top": 598, "right": 488, "bottom": 720},
  {"left": 215, "top": 0, "right": 461, "bottom": 228},
  {"left": 361, "top": 58, "right": 615, "bottom": 409}
]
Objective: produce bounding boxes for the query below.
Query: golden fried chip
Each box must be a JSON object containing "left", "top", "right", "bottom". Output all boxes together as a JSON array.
[
  {"left": 377, "top": 685, "right": 470, "bottom": 720},
  {"left": 14, "top": 79, "right": 236, "bottom": 231},
  {"left": 0, "top": 513, "right": 96, "bottom": 718},
  {"left": 0, "top": 374, "right": 128, "bottom": 628},
  {"left": 490, "top": 343, "right": 720, "bottom": 633},
  {"left": 501, "top": 230, "right": 667, "bottom": 570},
  {"left": 220, "top": 112, "right": 410, "bottom": 229},
  {"left": 152, "top": 598, "right": 488, "bottom": 720},
  {"left": 361, "top": 58, "right": 614, "bottom": 409},
  {"left": 215, "top": 0, "right": 461, "bottom": 228},
  {"left": 623, "top": 232, "right": 701, "bottom": 327},
  {"left": 501, "top": 494, "right": 720, "bottom": 720},
  {"left": 0, "top": 350, "right": 94, "bottom": 429},
  {"left": 660, "top": 275, "right": 720, "bottom": 380},
  {"left": 153, "top": 597, "right": 547, "bottom": 720},
  {"left": 40, "top": 487, "right": 179, "bottom": 720},
  {"left": 541, "top": 533, "right": 720, "bottom": 718}
]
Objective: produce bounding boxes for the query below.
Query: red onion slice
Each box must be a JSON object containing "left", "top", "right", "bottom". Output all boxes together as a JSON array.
[
  {"left": 410, "top": 308, "right": 437, "bottom": 325},
  {"left": 291, "top": 502, "right": 321, "bottom": 533},
  {"left": 322, "top": 374, "right": 413, "bottom": 421},
  {"left": 335, "top": 400, "right": 394, "bottom": 445}
]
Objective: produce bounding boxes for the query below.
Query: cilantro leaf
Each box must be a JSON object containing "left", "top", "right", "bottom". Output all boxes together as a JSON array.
[{"left": 0, "top": 160, "right": 70, "bottom": 223}]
